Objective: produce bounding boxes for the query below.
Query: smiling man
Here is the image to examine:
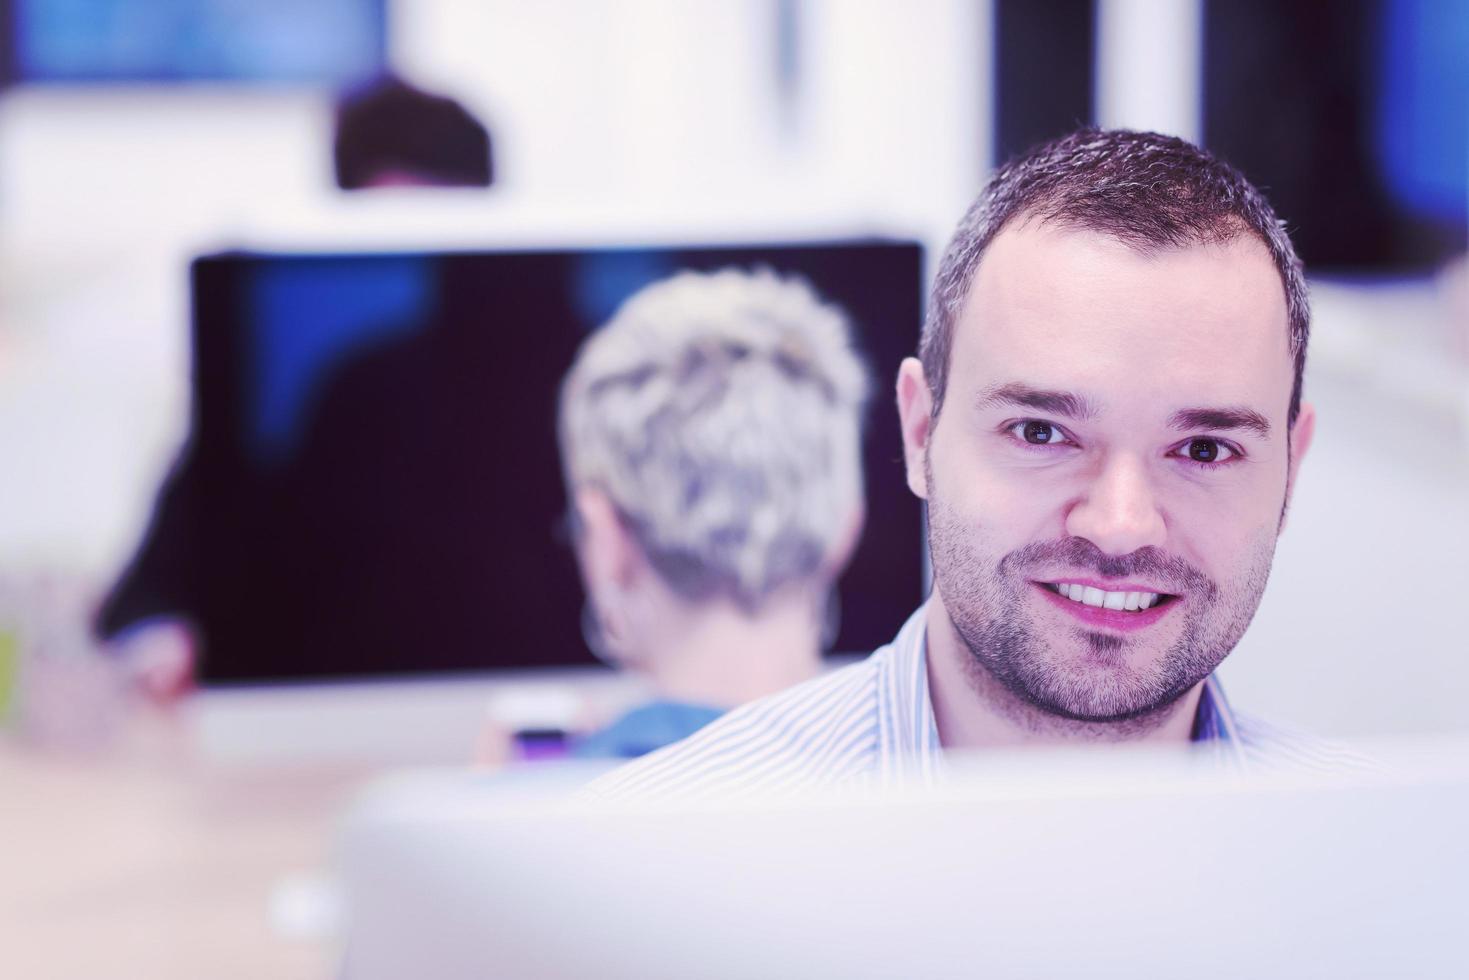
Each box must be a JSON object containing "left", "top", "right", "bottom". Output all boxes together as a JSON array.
[{"left": 589, "top": 129, "right": 1360, "bottom": 800}]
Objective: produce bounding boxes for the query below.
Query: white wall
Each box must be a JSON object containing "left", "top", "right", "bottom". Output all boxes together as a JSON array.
[
  {"left": 390, "top": 0, "right": 987, "bottom": 232},
  {"left": 1095, "top": 0, "right": 1203, "bottom": 141},
  {"left": 391, "top": 1, "right": 782, "bottom": 203},
  {"left": 0, "top": 88, "right": 331, "bottom": 572}
]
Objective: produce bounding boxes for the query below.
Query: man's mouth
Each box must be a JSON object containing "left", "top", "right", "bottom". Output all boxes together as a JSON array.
[{"left": 1039, "top": 581, "right": 1179, "bottom": 613}]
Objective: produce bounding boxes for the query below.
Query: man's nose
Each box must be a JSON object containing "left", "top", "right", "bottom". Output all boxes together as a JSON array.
[{"left": 1064, "top": 454, "right": 1167, "bottom": 556}]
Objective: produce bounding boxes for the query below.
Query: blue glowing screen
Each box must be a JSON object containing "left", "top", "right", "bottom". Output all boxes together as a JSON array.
[{"left": 13, "top": 0, "right": 384, "bottom": 83}]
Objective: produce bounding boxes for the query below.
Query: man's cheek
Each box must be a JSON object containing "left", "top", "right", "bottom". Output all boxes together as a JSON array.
[
  {"left": 938, "top": 455, "right": 1070, "bottom": 535},
  {"left": 1178, "top": 496, "right": 1276, "bottom": 553},
  {"left": 982, "top": 481, "right": 1071, "bottom": 534},
  {"left": 951, "top": 486, "right": 1031, "bottom": 534}
]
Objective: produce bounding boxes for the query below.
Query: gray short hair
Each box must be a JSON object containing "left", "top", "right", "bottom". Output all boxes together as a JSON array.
[
  {"left": 923, "top": 128, "right": 1310, "bottom": 424},
  {"left": 559, "top": 268, "right": 868, "bottom": 609}
]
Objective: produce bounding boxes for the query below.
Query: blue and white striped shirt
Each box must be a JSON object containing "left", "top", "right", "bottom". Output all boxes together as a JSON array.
[{"left": 586, "top": 603, "right": 1368, "bottom": 801}]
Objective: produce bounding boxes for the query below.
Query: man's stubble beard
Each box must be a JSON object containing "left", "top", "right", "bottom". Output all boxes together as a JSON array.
[{"left": 922, "top": 453, "right": 1278, "bottom": 733}]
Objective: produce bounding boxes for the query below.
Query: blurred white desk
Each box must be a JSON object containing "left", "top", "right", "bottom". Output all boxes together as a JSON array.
[{"left": 0, "top": 709, "right": 371, "bottom": 980}]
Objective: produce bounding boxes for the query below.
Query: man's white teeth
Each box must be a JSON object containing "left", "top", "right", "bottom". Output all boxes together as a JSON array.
[{"left": 1055, "top": 582, "right": 1160, "bottom": 611}]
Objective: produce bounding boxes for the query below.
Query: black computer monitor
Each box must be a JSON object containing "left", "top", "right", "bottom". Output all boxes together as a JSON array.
[{"left": 167, "top": 241, "right": 924, "bottom": 683}]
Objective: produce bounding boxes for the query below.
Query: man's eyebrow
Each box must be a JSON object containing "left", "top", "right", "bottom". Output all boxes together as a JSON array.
[
  {"left": 1168, "top": 407, "right": 1272, "bottom": 438},
  {"left": 976, "top": 382, "right": 1098, "bottom": 420}
]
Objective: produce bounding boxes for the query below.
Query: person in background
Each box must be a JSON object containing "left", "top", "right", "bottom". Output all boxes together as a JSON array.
[
  {"left": 556, "top": 269, "right": 869, "bottom": 759},
  {"left": 96, "top": 73, "right": 496, "bottom": 697},
  {"left": 333, "top": 74, "right": 494, "bottom": 190}
]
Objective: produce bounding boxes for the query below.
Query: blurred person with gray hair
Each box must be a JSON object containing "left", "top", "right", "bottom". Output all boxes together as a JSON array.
[{"left": 558, "top": 268, "right": 869, "bottom": 758}]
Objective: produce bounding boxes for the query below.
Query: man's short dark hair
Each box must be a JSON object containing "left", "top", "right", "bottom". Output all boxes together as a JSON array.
[
  {"left": 921, "top": 129, "right": 1310, "bottom": 425},
  {"left": 333, "top": 75, "right": 493, "bottom": 190}
]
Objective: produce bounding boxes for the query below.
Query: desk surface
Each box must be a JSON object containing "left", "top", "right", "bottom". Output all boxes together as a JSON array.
[{"left": 0, "top": 709, "right": 377, "bottom": 979}]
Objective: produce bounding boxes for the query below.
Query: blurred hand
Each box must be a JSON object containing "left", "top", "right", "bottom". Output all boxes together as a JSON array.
[
  {"left": 472, "top": 718, "right": 514, "bottom": 768},
  {"left": 112, "top": 619, "right": 197, "bottom": 706}
]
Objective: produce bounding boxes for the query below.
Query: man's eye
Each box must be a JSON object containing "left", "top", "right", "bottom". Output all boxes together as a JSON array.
[
  {"left": 1180, "top": 438, "right": 1235, "bottom": 464},
  {"left": 1015, "top": 420, "right": 1065, "bottom": 445}
]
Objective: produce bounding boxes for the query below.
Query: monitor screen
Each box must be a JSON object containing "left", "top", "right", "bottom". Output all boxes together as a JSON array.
[
  {"left": 180, "top": 242, "right": 925, "bottom": 683},
  {"left": 2, "top": 0, "right": 385, "bottom": 85},
  {"left": 1203, "top": 0, "right": 1468, "bottom": 272}
]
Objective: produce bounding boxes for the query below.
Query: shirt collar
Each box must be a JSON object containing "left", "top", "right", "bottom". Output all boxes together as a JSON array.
[
  {"left": 879, "top": 601, "right": 1247, "bottom": 779},
  {"left": 874, "top": 604, "right": 942, "bottom": 787},
  {"left": 1195, "top": 674, "right": 1249, "bottom": 769}
]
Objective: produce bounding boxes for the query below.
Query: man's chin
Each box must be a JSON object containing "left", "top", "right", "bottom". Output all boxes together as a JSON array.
[
  {"left": 946, "top": 597, "right": 1209, "bottom": 730},
  {"left": 1014, "top": 665, "right": 1198, "bottom": 724}
]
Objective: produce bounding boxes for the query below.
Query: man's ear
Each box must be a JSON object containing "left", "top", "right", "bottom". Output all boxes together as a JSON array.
[
  {"left": 573, "top": 487, "right": 640, "bottom": 591},
  {"left": 896, "top": 357, "right": 935, "bottom": 500},
  {"left": 1280, "top": 401, "right": 1316, "bottom": 533}
]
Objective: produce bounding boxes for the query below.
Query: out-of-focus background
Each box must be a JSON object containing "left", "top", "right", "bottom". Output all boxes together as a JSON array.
[{"left": 0, "top": 1, "right": 1465, "bottom": 977}]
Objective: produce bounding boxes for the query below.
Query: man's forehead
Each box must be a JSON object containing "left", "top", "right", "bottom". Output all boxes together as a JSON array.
[
  {"left": 966, "top": 220, "right": 1287, "bottom": 321},
  {"left": 952, "top": 222, "right": 1293, "bottom": 418}
]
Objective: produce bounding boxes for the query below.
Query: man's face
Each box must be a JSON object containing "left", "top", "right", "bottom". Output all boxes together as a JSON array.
[{"left": 899, "top": 221, "right": 1313, "bottom": 723}]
